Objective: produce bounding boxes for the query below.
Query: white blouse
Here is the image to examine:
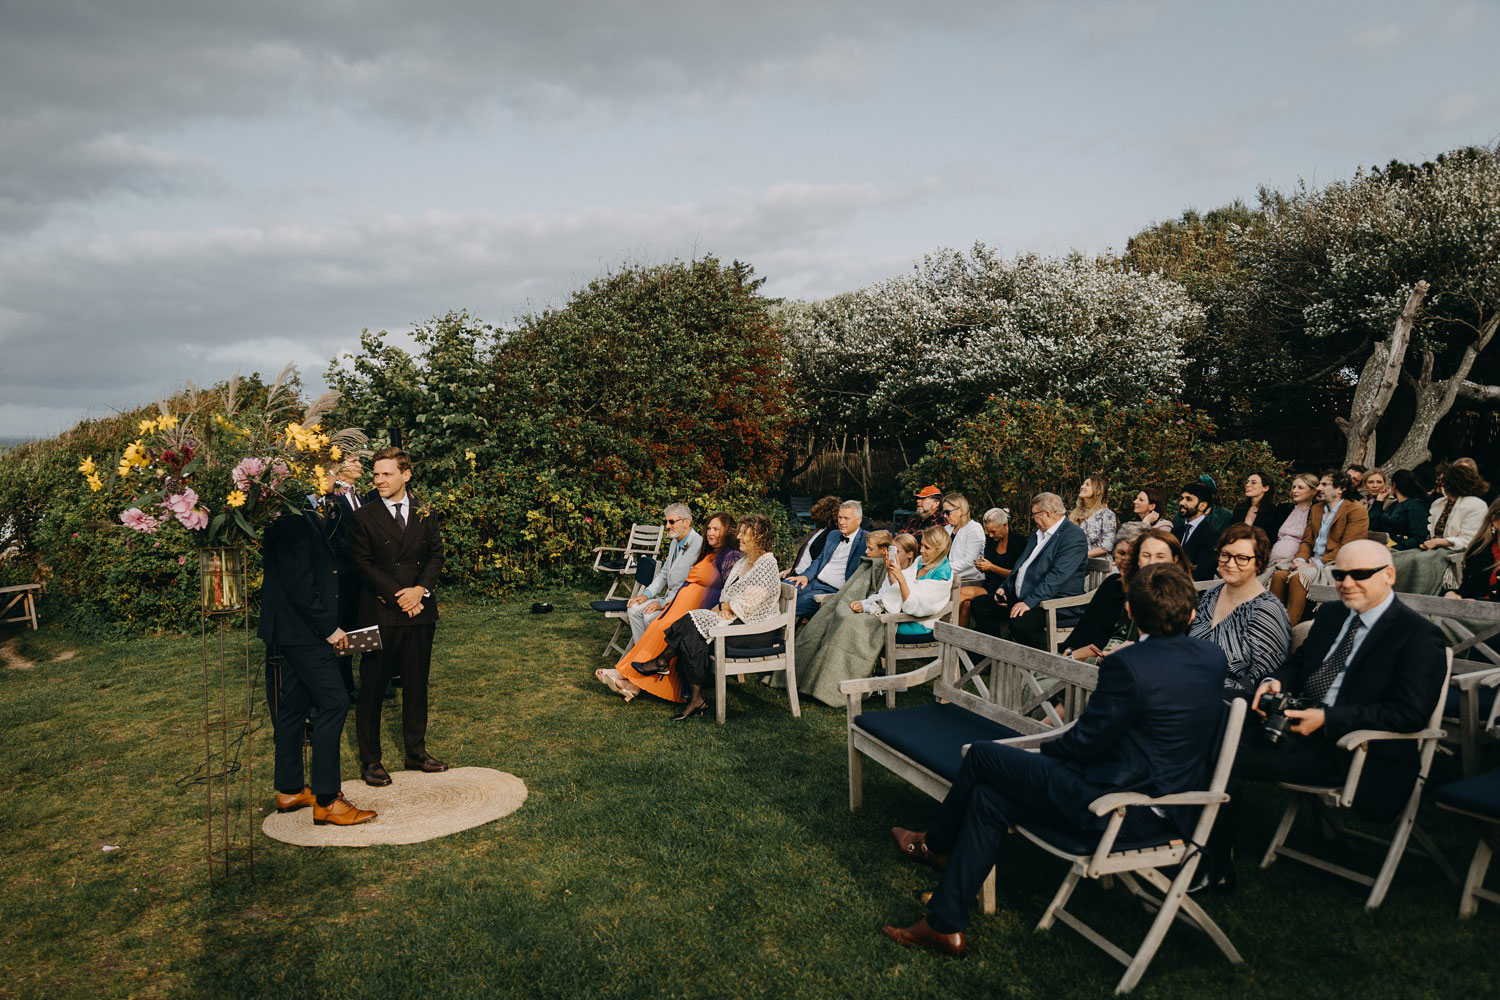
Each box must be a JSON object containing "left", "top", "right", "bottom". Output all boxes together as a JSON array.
[
  {"left": 947, "top": 519, "right": 986, "bottom": 584},
  {"left": 1429, "top": 495, "right": 1489, "bottom": 549},
  {"left": 861, "top": 560, "right": 954, "bottom": 629},
  {"left": 688, "top": 551, "right": 782, "bottom": 639}
]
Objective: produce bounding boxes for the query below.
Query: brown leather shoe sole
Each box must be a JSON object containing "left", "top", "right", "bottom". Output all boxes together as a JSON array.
[{"left": 275, "top": 788, "right": 315, "bottom": 813}]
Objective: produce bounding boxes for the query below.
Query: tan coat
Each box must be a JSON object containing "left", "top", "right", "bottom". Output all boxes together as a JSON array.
[{"left": 1294, "top": 500, "right": 1370, "bottom": 564}]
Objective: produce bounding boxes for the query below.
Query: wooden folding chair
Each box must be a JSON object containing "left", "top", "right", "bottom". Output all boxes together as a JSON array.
[
  {"left": 1004, "top": 699, "right": 1249, "bottom": 994},
  {"left": 0, "top": 583, "right": 41, "bottom": 630},
  {"left": 708, "top": 582, "right": 800, "bottom": 723},
  {"left": 591, "top": 523, "right": 665, "bottom": 603},
  {"left": 588, "top": 557, "right": 656, "bottom": 660},
  {"left": 1260, "top": 650, "right": 1457, "bottom": 908},
  {"left": 873, "top": 575, "right": 963, "bottom": 708}
]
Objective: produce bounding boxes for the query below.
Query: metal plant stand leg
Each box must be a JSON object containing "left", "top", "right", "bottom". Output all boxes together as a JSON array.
[{"left": 200, "top": 546, "right": 255, "bottom": 882}]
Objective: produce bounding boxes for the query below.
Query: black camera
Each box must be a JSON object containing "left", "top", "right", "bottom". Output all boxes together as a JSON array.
[{"left": 1257, "top": 690, "right": 1313, "bottom": 745}]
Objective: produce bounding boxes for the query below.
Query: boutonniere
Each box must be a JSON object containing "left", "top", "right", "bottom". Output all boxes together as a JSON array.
[{"left": 409, "top": 493, "right": 432, "bottom": 521}]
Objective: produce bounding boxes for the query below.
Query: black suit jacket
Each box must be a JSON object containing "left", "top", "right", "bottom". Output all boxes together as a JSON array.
[
  {"left": 257, "top": 510, "right": 341, "bottom": 648},
  {"left": 1228, "top": 500, "right": 1292, "bottom": 542},
  {"left": 1170, "top": 514, "right": 1220, "bottom": 580},
  {"left": 347, "top": 494, "right": 445, "bottom": 629},
  {"left": 1042, "top": 633, "right": 1230, "bottom": 837},
  {"left": 1271, "top": 596, "right": 1447, "bottom": 817},
  {"left": 323, "top": 490, "right": 376, "bottom": 630}
]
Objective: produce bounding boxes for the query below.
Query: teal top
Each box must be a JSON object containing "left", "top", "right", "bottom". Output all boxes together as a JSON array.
[{"left": 897, "top": 557, "right": 953, "bottom": 636}]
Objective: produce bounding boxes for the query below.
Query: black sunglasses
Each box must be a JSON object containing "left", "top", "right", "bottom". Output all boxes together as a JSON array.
[{"left": 1331, "top": 567, "right": 1385, "bottom": 582}]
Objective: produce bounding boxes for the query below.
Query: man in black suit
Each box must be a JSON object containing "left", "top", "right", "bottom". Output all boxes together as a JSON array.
[
  {"left": 258, "top": 509, "right": 377, "bottom": 826},
  {"left": 882, "top": 563, "right": 1229, "bottom": 956},
  {"left": 348, "top": 446, "right": 447, "bottom": 786},
  {"left": 320, "top": 454, "right": 369, "bottom": 703},
  {"left": 1171, "top": 479, "right": 1220, "bottom": 580},
  {"left": 1200, "top": 539, "right": 1447, "bottom": 887}
]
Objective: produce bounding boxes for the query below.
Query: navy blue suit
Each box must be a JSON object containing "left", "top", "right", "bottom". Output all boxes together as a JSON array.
[
  {"left": 996, "top": 518, "right": 1089, "bottom": 648},
  {"left": 794, "top": 528, "right": 866, "bottom": 618},
  {"left": 922, "top": 633, "right": 1229, "bottom": 933}
]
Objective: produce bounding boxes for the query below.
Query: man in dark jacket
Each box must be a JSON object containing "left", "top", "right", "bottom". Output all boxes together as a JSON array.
[
  {"left": 258, "top": 509, "right": 376, "bottom": 826},
  {"left": 881, "top": 563, "right": 1228, "bottom": 956},
  {"left": 1171, "top": 479, "right": 1220, "bottom": 580}
]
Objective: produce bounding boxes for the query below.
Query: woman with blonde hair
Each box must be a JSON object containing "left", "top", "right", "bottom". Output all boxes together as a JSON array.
[
  {"left": 1265, "top": 472, "right": 1320, "bottom": 570},
  {"left": 1070, "top": 474, "right": 1117, "bottom": 558}
]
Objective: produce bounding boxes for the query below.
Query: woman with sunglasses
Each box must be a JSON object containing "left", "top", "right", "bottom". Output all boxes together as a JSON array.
[
  {"left": 1187, "top": 522, "right": 1290, "bottom": 697},
  {"left": 942, "top": 491, "right": 986, "bottom": 625}
]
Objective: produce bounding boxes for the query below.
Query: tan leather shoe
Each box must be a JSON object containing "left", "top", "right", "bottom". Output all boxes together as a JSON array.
[
  {"left": 313, "top": 793, "right": 377, "bottom": 826},
  {"left": 274, "top": 787, "right": 315, "bottom": 813},
  {"left": 881, "top": 917, "right": 967, "bottom": 958},
  {"left": 891, "top": 827, "right": 948, "bottom": 872}
]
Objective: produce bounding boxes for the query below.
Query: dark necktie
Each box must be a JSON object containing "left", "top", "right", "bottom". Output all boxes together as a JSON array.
[
  {"left": 1182, "top": 521, "right": 1195, "bottom": 545},
  {"left": 393, "top": 501, "right": 406, "bottom": 528},
  {"left": 1304, "top": 615, "right": 1364, "bottom": 705}
]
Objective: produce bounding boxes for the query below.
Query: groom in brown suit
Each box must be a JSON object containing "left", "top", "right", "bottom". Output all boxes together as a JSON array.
[{"left": 348, "top": 446, "right": 449, "bottom": 786}]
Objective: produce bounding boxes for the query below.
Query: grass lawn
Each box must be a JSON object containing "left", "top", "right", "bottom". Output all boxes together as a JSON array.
[{"left": 2, "top": 593, "right": 1497, "bottom": 999}]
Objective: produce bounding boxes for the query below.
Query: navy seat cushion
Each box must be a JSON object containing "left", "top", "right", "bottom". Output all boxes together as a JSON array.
[
  {"left": 1435, "top": 767, "right": 1500, "bottom": 821},
  {"left": 895, "top": 631, "right": 936, "bottom": 645},
  {"left": 855, "top": 703, "right": 1020, "bottom": 782},
  {"left": 1017, "top": 818, "right": 1183, "bottom": 857},
  {"left": 725, "top": 641, "right": 787, "bottom": 659},
  {"left": 589, "top": 600, "right": 628, "bottom": 613},
  {"left": 1445, "top": 685, "right": 1497, "bottom": 719},
  {"left": 598, "top": 558, "right": 628, "bottom": 571}
]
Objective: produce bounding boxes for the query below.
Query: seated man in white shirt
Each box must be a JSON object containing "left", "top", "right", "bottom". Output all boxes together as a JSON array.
[{"left": 786, "top": 501, "right": 868, "bottom": 619}]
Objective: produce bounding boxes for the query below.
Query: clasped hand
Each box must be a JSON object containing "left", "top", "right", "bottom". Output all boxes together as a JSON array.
[{"left": 395, "top": 586, "right": 425, "bottom": 617}]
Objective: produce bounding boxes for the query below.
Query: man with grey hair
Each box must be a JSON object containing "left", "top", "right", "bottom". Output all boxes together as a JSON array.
[
  {"left": 626, "top": 503, "right": 702, "bottom": 642},
  {"left": 788, "top": 500, "right": 867, "bottom": 619},
  {"left": 991, "top": 491, "right": 1089, "bottom": 649}
]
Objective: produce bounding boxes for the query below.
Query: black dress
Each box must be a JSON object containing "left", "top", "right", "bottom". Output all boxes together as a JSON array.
[
  {"left": 966, "top": 533, "right": 1025, "bottom": 637},
  {"left": 1060, "top": 574, "right": 1128, "bottom": 652}
]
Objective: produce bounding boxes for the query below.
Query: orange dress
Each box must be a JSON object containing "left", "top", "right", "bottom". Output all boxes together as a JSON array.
[{"left": 615, "top": 558, "right": 719, "bottom": 703}]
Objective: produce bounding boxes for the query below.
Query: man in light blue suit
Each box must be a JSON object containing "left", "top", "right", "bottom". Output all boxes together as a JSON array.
[
  {"left": 626, "top": 503, "right": 702, "bottom": 642},
  {"left": 787, "top": 500, "right": 867, "bottom": 619},
  {"left": 998, "top": 491, "right": 1089, "bottom": 649}
]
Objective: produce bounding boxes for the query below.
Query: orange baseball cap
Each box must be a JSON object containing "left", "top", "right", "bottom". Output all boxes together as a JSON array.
[{"left": 913, "top": 485, "right": 942, "bottom": 498}]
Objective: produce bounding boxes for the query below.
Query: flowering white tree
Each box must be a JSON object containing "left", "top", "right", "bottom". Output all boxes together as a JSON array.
[{"left": 778, "top": 243, "right": 1202, "bottom": 473}]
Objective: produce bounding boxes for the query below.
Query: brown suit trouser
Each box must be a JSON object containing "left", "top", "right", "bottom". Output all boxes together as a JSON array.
[{"left": 356, "top": 623, "right": 434, "bottom": 765}]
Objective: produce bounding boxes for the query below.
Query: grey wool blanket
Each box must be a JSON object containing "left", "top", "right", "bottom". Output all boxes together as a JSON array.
[{"left": 768, "top": 557, "right": 892, "bottom": 707}]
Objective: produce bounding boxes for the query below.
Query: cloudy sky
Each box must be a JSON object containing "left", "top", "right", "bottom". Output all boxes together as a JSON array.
[{"left": 2, "top": 0, "right": 1497, "bottom": 438}]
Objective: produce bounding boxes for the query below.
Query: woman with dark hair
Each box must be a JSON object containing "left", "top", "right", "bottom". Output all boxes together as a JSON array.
[
  {"left": 1394, "top": 462, "right": 1491, "bottom": 593},
  {"left": 1058, "top": 522, "right": 1145, "bottom": 661},
  {"left": 784, "top": 495, "right": 840, "bottom": 578},
  {"left": 634, "top": 514, "right": 782, "bottom": 720},
  {"left": 1130, "top": 487, "right": 1167, "bottom": 529},
  {"left": 1372, "top": 469, "right": 1430, "bottom": 550},
  {"left": 1188, "top": 523, "right": 1291, "bottom": 697},
  {"left": 599, "top": 512, "right": 743, "bottom": 703},
  {"left": 1446, "top": 498, "right": 1500, "bottom": 602},
  {"left": 1230, "top": 472, "right": 1287, "bottom": 533}
]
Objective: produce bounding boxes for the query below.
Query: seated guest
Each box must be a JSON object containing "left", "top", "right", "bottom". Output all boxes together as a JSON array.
[
  {"left": 900, "top": 485, "right": 946, "bottom": 536},
  {"left": 784, "top": 495, "right": 840, "bottom": 578},
  {"left": 1201, "top": 540, "right": 1447, "bottom": 889},
  {"left": 1372, "top": 469, "right": 1429, "bottom": 550},
  {"left": 1266, "top": 472, "right": 1319, "bottom": 568},
  {"left": 1360, "top": 468, "right": 1389, "bottom": 511},
  {"left": 1198, "top": 473, "right": 1235, "bottom": 533},
  {"left": 633, "top": 514, "right": 782, "bottom": 721},
  {"left": 1393, "top": 461, "right": 1490, "bottom": 594},
  {"left": 993, "top": 492, "right": 1089, "bottom": 649},
  {"left": 1346, "top": 464, "right": 1368, "bottom": 500},
  {"left": 1189, "top": 523, "right": 1291, "bottom": 698},
  {"left": 1069, "top": 474, "right": 1118, "bottom": 558},
  {"left": 626, "top": 503, "right": 703, "bottom": 643},
  {"left": 1170, "top": 479, "right": 1221, "bottom": 580},
  {"left": 1445, "top": 498, "right": 1500, "bottom": 602},
  {"left": 1059, "top": 522, "right": 1145, "bottom": 661},
  {"left": 1130, "top": 487, "right": 1168, "bottom": 529},
  {"left": 1230, "top": 471, "right": 1288, "bottom": 534},
  {"left": 1452, "top": 456, "right": 1499, "bottom": 502},
  {"left": 881, "top": 563, "right": 1229, "bottom": 957},
  {"left": 942, "top": 491, "right": 987, "bottom": 625},
  {"left": 1066, "top": 528, "right": 1196, "bottom": 660},
  {"left": 1269, "top": 470, "right": 1369, "bottom": 626},
  {"left": 965, "top": 508, "right": 1023, "bottom": 633},
  {"left": 786, "top": 500, "right": 867, "bottom": 618},
  {"left": 599, "top": 513, "right": 742, "bottom": 703}
]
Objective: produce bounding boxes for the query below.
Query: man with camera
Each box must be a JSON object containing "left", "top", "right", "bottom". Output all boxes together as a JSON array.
[{"left": 1199, "top": 539, "right": 1446, "bottom": 890}]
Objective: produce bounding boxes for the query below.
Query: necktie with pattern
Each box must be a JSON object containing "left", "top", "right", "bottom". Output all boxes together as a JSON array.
[{"left": 1303, "top": 615, "right": 1364, "bottom": 705}]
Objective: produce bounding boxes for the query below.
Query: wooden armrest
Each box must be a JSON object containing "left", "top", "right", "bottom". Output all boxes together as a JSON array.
[
  {"left": 840, "top": 662, "right": 941, "bottom": 695},
  {"left": 1452, "top": 667, "right": 1500, "bottom": 690},
  {"left": 812, "top": 593, "right": 832, "bottom": 604},
  {"left": 876, "top": 611, "right": 919, "bottom": 624},
  {"left": 1039, "top": 591, "right": 1094, "bottom": 611},
  {"left": 1090, "top": 790, "right": 1228, "bottom": 816},
  {"left": 592, "top": 545, "right": 626, "bottom": 554},
  {"left": 1335, "top": 727, "right": 1446, "bottom": 750},
  {"left": 992, "top": 726, "right": 1073, "bottom": 749}
]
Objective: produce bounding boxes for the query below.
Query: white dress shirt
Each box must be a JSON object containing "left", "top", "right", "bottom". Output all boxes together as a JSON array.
[
  {"left": 383, "top": 494, "right": 409, "bottom": 526},
  {"left": 815, "top": 533, "right": 857, "bottom": 590},
  {"left": 1180, "top": 513, "right": 1206, "bottom": 545},
  {"left": 1012, "top": 520, "right": 1061, "bottom": 595}
]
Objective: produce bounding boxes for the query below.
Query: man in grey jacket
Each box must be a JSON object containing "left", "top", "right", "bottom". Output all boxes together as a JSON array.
[{"left": 626, "top": 502, "right": 703, "bottom": 642}]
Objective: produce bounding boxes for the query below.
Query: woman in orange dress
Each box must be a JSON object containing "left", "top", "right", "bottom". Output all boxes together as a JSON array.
[{"left": 596, "top": 512, "right": 741, "bottom": 703}]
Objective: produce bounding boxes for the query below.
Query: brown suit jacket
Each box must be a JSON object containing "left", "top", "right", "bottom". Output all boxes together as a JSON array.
[{"left": 1294, "top": 499, "right": 1369, "bottom": 564}]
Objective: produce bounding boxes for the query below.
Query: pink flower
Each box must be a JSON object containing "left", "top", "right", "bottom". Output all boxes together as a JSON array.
[
  {"left": 231, "top": 456, "right": 266, "bottom": 491},
  {"left": 178, "top": 555, "right": 187, "bottom": 565},
  {"left": 176, "top": 507, "right": 209, "bottom": 531},
  {"left": 269, "top": 459, "right": 290, "bottom": 486},
  {"left": 164, "top": 488, "right": 199, "bottom": 516},
  {"left": 120, "top": 508, "right": 161, "bottom": 533},
  {"left": 584, "top": 517, "right": 592, "bottom": 524}
]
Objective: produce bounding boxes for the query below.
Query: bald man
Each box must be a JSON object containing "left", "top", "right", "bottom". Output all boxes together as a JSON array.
[{"left": 1199, "top": 540, "right": 1447, "bottom": 889}]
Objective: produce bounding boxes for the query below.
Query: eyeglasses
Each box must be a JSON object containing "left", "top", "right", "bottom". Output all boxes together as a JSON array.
[
  {"left": 1216, "top": 552, "right": 1254, "bottom": 567},
  {"left": 1331, "top": 567, "right": 1385, "bottom": 582}
]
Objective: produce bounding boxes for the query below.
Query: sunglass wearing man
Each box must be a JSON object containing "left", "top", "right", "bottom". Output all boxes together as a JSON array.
[{"left": 1198, "top": 539, "right": 1448, "bottom": 891}]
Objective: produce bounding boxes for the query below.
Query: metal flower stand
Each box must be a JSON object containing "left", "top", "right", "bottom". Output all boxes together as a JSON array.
[{"left": 199, "top": 546, "right": 255, "bottom": 880}]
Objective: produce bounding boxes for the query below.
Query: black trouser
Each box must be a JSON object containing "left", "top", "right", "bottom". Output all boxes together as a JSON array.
[
  {"left": 923, "top": 741, "right": 1170, "bottom": 933},
  {"left": 1205, "top": 729, "right": 1345, "bottom": 871},
  {"left": 270, "top": 641, "right": 350, "bottom": 798},
  {"left": 967, "top": 591, "right": 1009, "bottom": 637},
  {"left": 1006, "top": 604, "right": 1051, "bottom": 650},
  {"left": 356, "top": 624, "right": 434, "bottom": 765}
]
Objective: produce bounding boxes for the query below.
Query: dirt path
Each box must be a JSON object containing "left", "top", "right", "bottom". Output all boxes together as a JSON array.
[{"left": 1, "top": 638, "right": 35, "bottom": 669}]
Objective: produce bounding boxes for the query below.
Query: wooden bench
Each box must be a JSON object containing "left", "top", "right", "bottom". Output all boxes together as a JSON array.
[
  {"left": 0, "top": 583, "right": 40, "bottom": 630},
  {"left": 1308, "top": 584, "right": 1500, "bottom": 776},
  {"left": 841, "top": 622, "right": 1098, "bottom": 911}
]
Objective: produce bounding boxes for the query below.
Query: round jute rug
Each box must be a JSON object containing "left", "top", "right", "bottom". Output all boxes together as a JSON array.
[{"left": 261, "top": 766, "right": 527, "bottom": 848}]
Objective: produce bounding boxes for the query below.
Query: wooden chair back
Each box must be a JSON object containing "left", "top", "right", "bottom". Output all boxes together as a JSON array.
[{"left": 933, "top": 621, "right": 1098, "bottom": 733}]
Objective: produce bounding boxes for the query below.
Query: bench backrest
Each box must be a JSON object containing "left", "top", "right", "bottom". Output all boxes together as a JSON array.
[{"left": 932, "top": 621, "right": 1099, "bottom": 735}]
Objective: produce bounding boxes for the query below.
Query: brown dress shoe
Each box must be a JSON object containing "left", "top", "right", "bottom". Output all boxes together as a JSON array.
[
  {"left": 404, "top": 753, "right": 449, "bottom": 773},
  {"left": 362, "top": 762, "right": 392, "bottom": 787},
  {"left": 892, "top": 827, "right": 948, "bottom": 872},
  {"left": 313, "top": 793, "right": 377, "bottom": 826},
  {"left": 881, "top": 917, "right": 967, "bottom": 958},
  {"left": 274, "top": 787, "right": 315, "bottom": 813}
]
